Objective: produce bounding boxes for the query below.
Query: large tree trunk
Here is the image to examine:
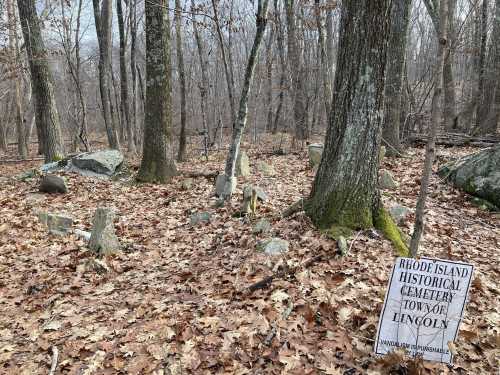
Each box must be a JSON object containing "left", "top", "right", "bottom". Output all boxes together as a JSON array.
[
  {"left": 217, "top": 0, "right": 270, "bottom": 199},
  {"left": 137, "top": 0, "right": 177, "bottom": 183},
  {"left": 116, "top": 0, "right": 134, "bottom": 153},
  {"left": 92, "top": 0, "right": 120, "bottom": 150},
  {"left": 443, "top": 0, "right": 457, "bottom": 131},
  {"left": 285, "top": 0, "right": 308, "bottom": 142},
  {"left": 305, "top": 0, "right": 390, "bottom": 231},
  {"left": 17, "top": 0, "right": 65, "bottom": 162},
  {"left": 382, "top": 0, "right": 411, "bottom": 156},
  {"left": 410, "top": 0, "right": 449, "bottom": 256},
  {"left": 175, "top": 0, "right": 187, "bottom": 162},
  {"left": 8, "top": 0, "right": 28, "bottom": 159}
]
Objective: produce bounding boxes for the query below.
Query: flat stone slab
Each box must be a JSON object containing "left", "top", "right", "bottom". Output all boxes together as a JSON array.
[{"left": 72, "top": 150, "right": 124, "bottom": 176}]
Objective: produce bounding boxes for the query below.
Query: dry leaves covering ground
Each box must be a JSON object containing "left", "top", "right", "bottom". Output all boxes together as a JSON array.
[{"left": 0, "top": 135, "right": 498, "bottom": 374}]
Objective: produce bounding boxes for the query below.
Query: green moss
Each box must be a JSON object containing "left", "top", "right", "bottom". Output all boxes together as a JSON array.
[
  {"left": 323, "top": 225, "right": 354, "bottom": 240},
  {"left": 51, "top": 154, "right": 64, "bottom": 162},
  {"left": 374, "top": 207, "right": 410, "bottom": 257}
]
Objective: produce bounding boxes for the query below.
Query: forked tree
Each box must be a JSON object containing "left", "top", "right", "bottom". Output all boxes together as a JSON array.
[{"left": 136, "top": 0, "right": 177, "bottom": 183}]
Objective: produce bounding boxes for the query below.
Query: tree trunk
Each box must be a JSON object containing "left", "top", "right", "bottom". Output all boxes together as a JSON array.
[
  {"left": 443, "top": 0, "right": 457, "bottom": 131},
  {"left": 218, "top": 0, "right": 270, "bottom": 199},
  {"left": 305, "top": 0, "right": 390, "bottom": 232},
  {"left": 137, "top": 0, "right": 177, "bottom": 183},
  {"left": 382, "top": 0, "right": 411, "bottom": 156},
  {"left": 175, "top": 0, "right": 187, "bottom": 162},
  {"left": 265, "top": 22, "right": 274, "bottom": 132},
  {"left": 285, "top": 0, "right": 308, "bottom": 142},
  {"left": 272, "top": 0, "right": 286, "bottom": 134},
  {"left": 410, "top": 0, "right": 448, "bottom": 256},
  {"left": 8, "top": 0, "right": 27, "bottom": 159},
  {"left": 17, "top": 0, "right": 65, "bottom": 162},
  {"left": 116, "top": 0, "right": 134, "bottom": 153},
  {"left": 92, "top": 0, "right": 120, "bottom": 150},
  {"left": 314, "top": 0, "right": 331, "bottom": 117}
]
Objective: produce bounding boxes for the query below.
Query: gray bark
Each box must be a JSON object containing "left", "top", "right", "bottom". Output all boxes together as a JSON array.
[{"left": 175, "top": 0, "right": 187, "bottom": 162}]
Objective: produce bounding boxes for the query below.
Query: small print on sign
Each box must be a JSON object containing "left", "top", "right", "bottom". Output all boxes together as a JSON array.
[{"left": 375, "top": 257, "right": 473, "bottom": 364}]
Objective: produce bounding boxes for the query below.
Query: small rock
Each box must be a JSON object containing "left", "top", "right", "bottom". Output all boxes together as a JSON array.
[
  {"left": 337, "top": 236, "right": 348, "bottom": 256},
  {"left": 252, "top": 218, "right": 271, "bottom": 234},
  {"left": 190, "top": 211, "right": 211, "bottom": 225},
  {"left": 388, "top": 204, "right": 412, "bottom": 224},
  {"left": 379, "top": 169, "right": 398, "bottom": 190},
  {"left": 72, "top": 150, "right": 124, "bottom": 176},
  {"left": 38, "top": 212, "right": 73, "bottom": 235},
  {"left": 74, "top": 229, "right": 91, "bottom": 241},
  {"left": 257, "top": 161, "right": 276, "bottom": 176},
  {"left": 236, "top": 151, "right": 250, "bottom": 177},
  {"left": 181, "top": 178, "right": 193, "bottom": 190},
  {"left": 89, "top": 207, "right": 120, "bottom": 256},
  {"left": 379, "top": 145, "right": 386, "bottom": 161},
  {"left": 243, "top": 185, "right": 268, "bottom": 202},
  {"left": 39, "top": 174, "right": 68, "bottom": 194},
  {"left": 308, "top": 144, "right": 324, "bottom": 168},
  {"left": 215, "top": 174, "right": 237, "bottom": 197},
  {"left": 257, "top": 238, "right": 289, "bottom": 255}
]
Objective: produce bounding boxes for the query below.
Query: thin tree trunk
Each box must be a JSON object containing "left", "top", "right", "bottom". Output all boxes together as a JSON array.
[
  {"left": 7, "top": 0, "right": 27, "bottom": 159},
  {"left": 382, "top": 0, "right": 411, "bottom": 156},
  {"left": 116, "top": 0, "right": 134, "bottom": 153},
  {"left": 285, "top": 0, "right": 308, "bottom": 142},
  {"left": 265, "top": 22, "right": 274, "bottom": 132},
  {"left": 175, "top": 0, "right": 187, "bottom": 162},
  {"left": 410, "top": 0, "right": 449, "bottom": 256},
  {"left": 272, "top": 0, "right": 286, "bottom": 134},
  {"left": 17, "top": 0, "right": 65, "bottom": 162},
  {"left": 314, "top": 0, "right": 331, "bottom": 117},
  {"left": 137, "top": 0, "right": 177, "bottom": 183},
  {"left": 128, "top": 0, "right": 139, "bottom": 150},
  {"left": 218, "top": 0, "right": 270, "bottom": 199},
  {"left": 191, "top": 0, "right": 210, "bottom": 158},
  {"left": 92, "top": 0, "right": 120, "bottom": 150},
  {"left": 443, "top": 0, "right": 457, "bottom": 131}
]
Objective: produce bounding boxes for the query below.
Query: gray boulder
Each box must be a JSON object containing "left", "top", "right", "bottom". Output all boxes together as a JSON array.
[
  {"left": 38, "top": 212, "right": 73, "bottom": 235},
  {"left": 389, "top": 204, "right": 412, "bottom": 224},
  {"left": 190, "top": 211, "right": 211, "bottom": 225},
  {"left": 308, "top": 144, "right": 324, "bottom": 168},
  {"left": 215, "top": 174, "right": 237, "bottom": 197},
  {"left": 39, "top": 174, "right": 68, "bottom": 194},
  {"left": 379, "top": 169, "right": 398, "bottom": 190},
  {"left": 89, "top": 207, "right": 120, "bottom": 256},
  {"left": 236, "top": 151, "right": 250, "bottom": 177},
  {"left": 438, "top": 145, "right": 500, "bottom": 208},
  {"left": 257, "top": 238, "right": 289, "bottom": 255},
  {"left": 252, "top": 218, "right": 271, "bottom": 234},
  {"left": 72, "top": 150, "right": 123, "bottom": 176}
]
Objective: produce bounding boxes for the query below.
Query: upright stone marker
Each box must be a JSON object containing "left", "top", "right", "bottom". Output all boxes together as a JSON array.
[
  {"left": 89, "top": 207, "right": 120, "bottom": 256},
  {"left": 375, "top": 257, "right": 473, "bottom": 364}
]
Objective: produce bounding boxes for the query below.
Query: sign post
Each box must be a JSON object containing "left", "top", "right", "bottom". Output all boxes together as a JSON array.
[{"left": 375, "top": 257, "right": 474, "bottom": 364}]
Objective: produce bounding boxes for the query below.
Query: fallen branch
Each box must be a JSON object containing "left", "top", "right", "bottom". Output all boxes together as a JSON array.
[
  {"left": 0, "top": 157, "right": 44, "bottom": 164},
  {"left": 49, "top": 346, "right": 59, "bottom": 375},
  {"left": 281, "top": 198, "right": 305, "bottom": 218},
  {"left": 181, "top": 171, "right": 219, "bottom": 179},
  {"left": 247, "top": 253, "right": 324, "bottom": 294}
]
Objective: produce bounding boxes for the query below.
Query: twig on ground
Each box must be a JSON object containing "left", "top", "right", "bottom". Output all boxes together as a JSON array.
[{"left": 49, "top": 346, "right": 59, "bottom": 375}]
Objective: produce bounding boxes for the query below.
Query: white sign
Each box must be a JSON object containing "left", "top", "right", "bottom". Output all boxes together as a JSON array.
[{"left": 375, "top": 257, "right": 474, "bottom": 364}]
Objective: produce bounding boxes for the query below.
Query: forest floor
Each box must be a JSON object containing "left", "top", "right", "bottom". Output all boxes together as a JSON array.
[{"left": 0, "top": 134, "right": 498, "bottom": 374}]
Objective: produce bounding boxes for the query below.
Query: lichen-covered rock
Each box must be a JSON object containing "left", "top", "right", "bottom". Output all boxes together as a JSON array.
[
  {"left": 308, "top": 144, "right": 324, "bottom": 168},
  {"left": 379, "top": 169, "right": 398, "bottom": 190},
  {"left": 337, "top": 236, "right": 348, "bottom": 256},
  {"left": 72, "top": 150, "right": 123, "bottom": 176},
  {"left": 438, "top": 145, "right": 500, "bottom": 207},
  {"left": 236, "top": 151, "right": 250, "bottom": 177},
  {"left": 38, "top": 212, "right": 73, "bottom": 235},
  {"left": 181, "top": 178, "right": 193, "bottom": 190},
  {"left": 243, "top": 185, "right": 268, "bottom": 202},
  {"left": 257, "top": 238, "right": 289, "bottom": 255},
  {"left": 39, "top": 174, "right": 68, "bottom": 194},
  {"left": 89, "top": 207, "right": 120, "bottom": 256}
]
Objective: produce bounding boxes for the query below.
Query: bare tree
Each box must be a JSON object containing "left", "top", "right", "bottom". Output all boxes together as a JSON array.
[{"left": 175, "top": 0, "right": 187, "bottom": 162}]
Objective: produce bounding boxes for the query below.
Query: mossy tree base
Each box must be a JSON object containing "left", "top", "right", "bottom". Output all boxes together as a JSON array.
[
  {"left": 136, "top": 161, "right": 177, "bottom": 184},
  {"left": 374, "top": 207, "right": 410, "bottom": 256}
]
